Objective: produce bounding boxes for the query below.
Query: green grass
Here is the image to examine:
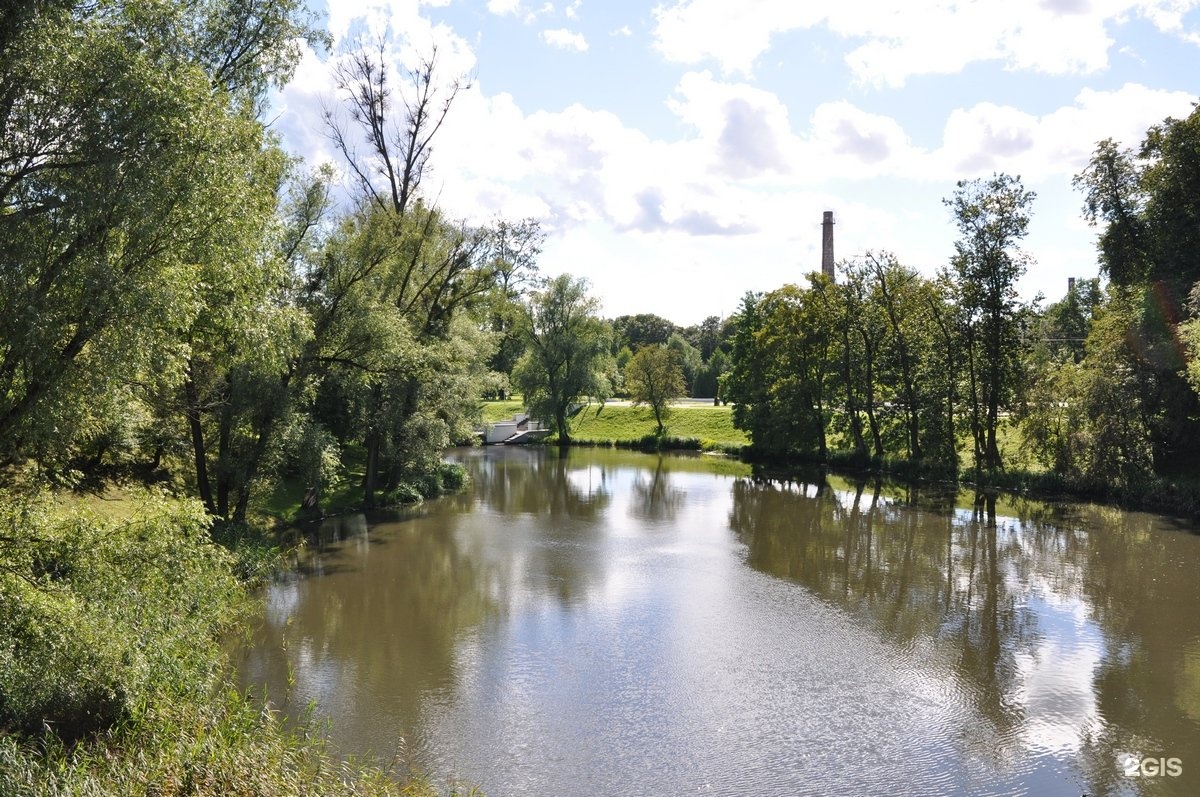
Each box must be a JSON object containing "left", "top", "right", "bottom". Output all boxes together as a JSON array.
[
  {"left": 567, "top": 402, "right": 749, "bottom": 449},
  {"left": 0, "top": 488, "right": 475, "bottom": 797},
  {"left": 479, "top": 399, "right": 525, "bottom": 424}
]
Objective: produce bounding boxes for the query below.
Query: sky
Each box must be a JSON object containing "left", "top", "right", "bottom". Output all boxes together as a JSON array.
[{"left": 270, "top": 0, "right": 1200, "bottom": 325}]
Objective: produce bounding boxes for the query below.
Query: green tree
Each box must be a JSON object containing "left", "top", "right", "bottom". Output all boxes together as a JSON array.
[
  {"left": 682, "top": 315, "right": 724, "bottom": 361},
  {"left": 666, "top": 332, "right": 704, "bottom": 396},
  {"left": 726, "top": 284, "right": 832, "bottom": 457},
  {"left": 1075, "top": 109, "right": 1200, "bottom": 467},
  {"left": 484, "top": 219, "right": 543, "bottom": 386},
  {"left": 862, "top": 252, "right": 930, "bottom": 461},
  {"left": 1073, "top": 139, "right": 1150, "bottom": 287},
  {"left": 0, "top": 0, "right": 322, "bottom": 484},
  {"left": 612, "top": 313, "right": 678, "bottom": 352},
  {"left": 944, "top": 174, "right": 1036, "bottom": 472},
  {"left": 1022, "top": 291, "right": 1154, "bottom": 486},
  {"left": 624, "top": 345, "right": 687, "bottom": 435},
  {"left": 323, "top": 43, "right": 512, "bottom": 504},
  {"left": 693, "top": 347, "right": 730, "bottom": 400},
  {"left": 1140, "top": 108, "right": 1200, "bottom": 304},
  {"left": 512, "top": 275, "right": 612, "bottom": 444}
]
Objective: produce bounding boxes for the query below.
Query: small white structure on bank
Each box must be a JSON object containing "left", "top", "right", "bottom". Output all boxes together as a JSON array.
[{"left": 482, "top": 413, "right": 550, "bottom": 445}]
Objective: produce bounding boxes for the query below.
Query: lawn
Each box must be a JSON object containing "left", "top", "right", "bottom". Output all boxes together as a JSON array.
[
  {"left": 569, "top": 402, "right": 749, "bottom": 448},
  {"left": 479, "top": 399, "right": 525, "bottom": 423}
]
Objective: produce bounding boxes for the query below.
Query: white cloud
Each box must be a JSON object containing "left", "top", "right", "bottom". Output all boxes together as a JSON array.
[
  {"left": 270, "top": 1, "right": 1200, "bottom": 323},
  {"left": 808, "top": 102, "right": 915, "bottom": 173},
  {"left": 612, "top": 24, "right": 632, "bottom": 37},
  {"left": 541, "top": 28, "right": 589, "bottom": 52},
  {"left": 651, "top": 0, "right": 1200, "bottom": 83},
  {"left": 487, "top": 0, "right": 521, "bottom": 15},
  {"left": 566, "top": 0, "right": 583, "bottom": 19},
  {"left": 932, "top": 83, "right": 1197, "bottom": 180},
  {"left": 653, "top": 1, "right": 822, "bottom": 75}
]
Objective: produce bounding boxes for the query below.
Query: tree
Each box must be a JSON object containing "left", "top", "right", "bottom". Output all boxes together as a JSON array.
[
  {"left": 944, "top": 174, "right": 1036, "bottom": 472},
  {"left": 1075, "top": 108, "right": 1200, "bottom": 467},
  {"left": 862, "top": 252, "right": 927, "bottom": 461},
  {"left": 322, "top": 41, "right": 513, "bottom": 504},
  {"left": 512, "top": 275, "right": 612, "bottom": 444},
  {"left": 0, "top": 0, "right": 322, "bottom": 472},
  {"left": 1140, "top": 107, "right": 1200, "bottom": 304},
  {"left": 1021, "top": 290, "right": 1154, "bottom": 486},
  {"left": 612, "top": 314, "right": 678, "bottom": 352},
  {"left": 484, "top": 219, "right": 544, "bottom": 383},
  {"left": 682, "top": 315, "right": 724, "bottom": 361},
  {"left": 725, "top": 284, "right": 832, "bottom": 457},
  {"left": 1073, "top": 139, "right": 1149, "bottom": 287},
  {"left": 666, "top": 332, "right": 703, "bottom": 396},
  {"left": 624, "top": 345, "right": 686, "bottom": 435}
]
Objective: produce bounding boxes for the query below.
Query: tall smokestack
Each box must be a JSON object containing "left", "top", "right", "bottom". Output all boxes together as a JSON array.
[{"left": 821, "top": 211, "right": 835, "bottom": 281}]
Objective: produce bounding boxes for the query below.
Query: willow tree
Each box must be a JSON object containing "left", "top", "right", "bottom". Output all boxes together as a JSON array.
[
  {"left": 0, "top": 0, "right": 322, "bottom": 475},
  {"left": 512, "top": 275, "right": 612, "bottom": 444}
]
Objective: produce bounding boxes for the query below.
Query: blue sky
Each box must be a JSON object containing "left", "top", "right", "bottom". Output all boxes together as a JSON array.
[{"left": 272, "top": 0, "right": 1200, "bottom": 324}]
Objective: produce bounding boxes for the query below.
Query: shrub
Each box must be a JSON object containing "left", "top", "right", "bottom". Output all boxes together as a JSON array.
[
  {"left": 386, "top": 482, "right": 424, "bottom": 505},
  {"left": 0, "top": 491, "right": 242, "bottom": 739},
  {"left": 438, "top": 462, "right": 468, "bottom": 491}
]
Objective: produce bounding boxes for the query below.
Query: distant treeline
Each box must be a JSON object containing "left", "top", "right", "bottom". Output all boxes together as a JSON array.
[{"left": 719, "top": 115, "right": 1200, "bottom": 498}]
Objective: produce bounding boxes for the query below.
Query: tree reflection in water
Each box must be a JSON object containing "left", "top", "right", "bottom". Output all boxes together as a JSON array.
[{"left": 729, "top": 472, "right": 1200, "bottom": 796}]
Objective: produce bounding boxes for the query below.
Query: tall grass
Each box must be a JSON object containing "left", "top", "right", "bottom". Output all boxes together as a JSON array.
[{"left": 0, "top": 488, "right": 474, "bottom": 796}]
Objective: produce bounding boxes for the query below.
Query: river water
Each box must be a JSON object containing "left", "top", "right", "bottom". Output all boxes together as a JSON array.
[{"left": 234, "top": 447, "right": 1200, "bottom": 796}]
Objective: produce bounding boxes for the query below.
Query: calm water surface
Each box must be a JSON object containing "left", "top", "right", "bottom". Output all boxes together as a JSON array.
[{"left": 234, "top": 447, "right": 1200, "bottom": 796}]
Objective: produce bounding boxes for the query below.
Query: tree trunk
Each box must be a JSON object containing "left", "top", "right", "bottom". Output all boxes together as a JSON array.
[
  {"left": 362, "top": 383, "right": 383, "bottom": 506},
  {"left": 216, "top": 404, "right": 232, "bottom": 519},
  {"left": 840, "top": 328, "right": 867, "bottom": 456},
  {"left": 184, "top": 371, "right": 216, "bottom": 516},
  {"left": 861, "top": 335, "right": 883, "bottom": 458}
]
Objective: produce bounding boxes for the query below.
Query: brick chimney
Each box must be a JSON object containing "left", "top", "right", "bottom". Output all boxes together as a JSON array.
[{"left": 821, "top": 211, "right": 835, "bottom": 281}]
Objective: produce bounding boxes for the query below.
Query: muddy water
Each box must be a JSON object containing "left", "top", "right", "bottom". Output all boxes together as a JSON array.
[{"left": 234, "top": 447, "right": 1200, "bottom": 796}]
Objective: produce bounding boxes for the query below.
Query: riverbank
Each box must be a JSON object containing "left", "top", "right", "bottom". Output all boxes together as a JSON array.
[
  {"left": 484, "top": 398, "right": 1200, "bottom": 521},
  {"left": 0, "top": 485, "right": 473, "bottom": 797},
  {"left": 481, "top": 399, "right": 749, "bottom": 452}
]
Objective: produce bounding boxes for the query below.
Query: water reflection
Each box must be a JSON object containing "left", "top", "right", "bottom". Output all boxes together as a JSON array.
[
  {"left": 236, "top": 449, "right": 1200, "bottom": 796},
  {"left": 237, "top": 508, "right": 495, "bottom": 764},
  {"left": 729, "top": 472, "right": 1200, "bottom": 796}
]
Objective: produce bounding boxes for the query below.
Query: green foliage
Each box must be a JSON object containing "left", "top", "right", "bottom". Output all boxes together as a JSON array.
[
  {"left": 692, "top": 347, "right": 730, "bottom": 400},
  {"left": 565, "top": 403, "right": 748, "bottom": 449},
  {"left": 611, "top": 313, "right": 678, "bottom": 352},
  {"left": 439, "top": 462, "right": 469, "bottom": 491},
  {"left": 665, "top": 333, "right": 704, "bottom": 395},
  {"left": 0, "top": 0, "right": 322, "bottom": 469},
  {"left": 1074, "top": 110, "right": 1200, "bottom": 466},
  {"left": 0, "top": 491, "right": 240, "bottom": 738},
  {"left": 624, "top": 345, "right": 687, "bottom": 434},
  {"left": 726, "top": 285, "right": 831, "bottom": 457},
  {"left": 0, "top": 681, "right": 457, "bottom": 797},
  {"left": 680, "top": 315, "right": 726, "bottom": 361},
  {"left": 945, "top": 173, "right": 1036, "bottom": 472},
  {"left": 1140, "top": 107, "right": 1200, "bottom": 302},
  {"left": 1074, "top": 138, "right": 1150, "bottom": 286},
  {"left": 512, "top": 275, "right": 613, "bottom": 443}
]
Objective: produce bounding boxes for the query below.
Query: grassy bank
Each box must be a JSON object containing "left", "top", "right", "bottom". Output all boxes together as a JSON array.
[
  {"left": 571, "top": 402, "right": 749, "bottom": 450},
  {"left": 482, "top": 400, "right": 1200, "bottom": 518},
  {"left": 0, "top": 486, "right": 472, "bottom": 797},
  {"left": 480, "top": 400, "right": 749, "bottom": 451}
]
